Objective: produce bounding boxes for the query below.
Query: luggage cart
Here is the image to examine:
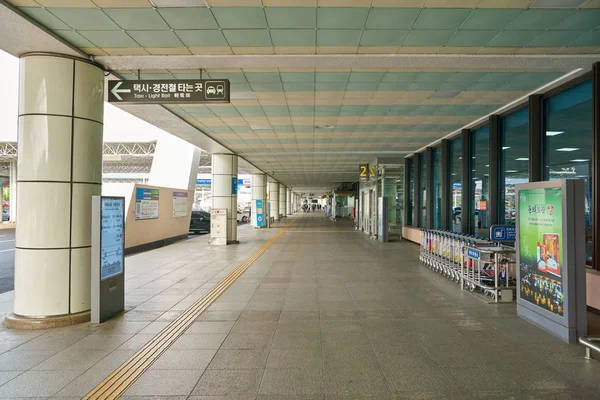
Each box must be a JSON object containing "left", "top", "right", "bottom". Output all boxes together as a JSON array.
[{"left": 461, "top": 244, "right": 517, "bottom": 302}]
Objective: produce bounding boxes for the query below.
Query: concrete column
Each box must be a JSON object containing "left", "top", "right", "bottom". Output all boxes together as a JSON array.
[
  {"left": 269, "top": 181, "right": 280, "bottom": 221},
  {"left": 9, "top": 161, "right": 17, "bottom": 222},
  {"left": 279, "top": 185, "right": 287, "bottom": 219},
  {"left": 286, "top": 188, "right": 292, "bottom": 215},
  {"left": 211, "top": 154, "right": 238, "bottom": 243},
  {"left": 251, "top": 173, "right": 267, "bottom": 228},
  {"left": 8, "top": 53, "right": 104, "bottom": 327}
]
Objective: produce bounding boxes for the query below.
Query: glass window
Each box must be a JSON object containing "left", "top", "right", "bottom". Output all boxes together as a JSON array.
[
  {"left": 472, "top": 126, "right": 490, "bottom": 236},
  {"left": 449, "top": 137, "right": 462, "bottom": 231},
  {"left": 432, "top": 147, "right": 442, "bottom": 229},
  {"left": 544, "top": 80, "right": 593, "bottom": 263},
  {"left": 407, "top": 158, "right": 414, "bottom": 226},
  {"left": 419, "top": 152, "right": 427, "bottom": 227},
  {"left": 501, "top": 106, "right": 529, "bottom": 226}
]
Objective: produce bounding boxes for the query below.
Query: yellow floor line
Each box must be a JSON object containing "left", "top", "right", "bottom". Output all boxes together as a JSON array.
[
  {"left": 285, "top": 230, "right": 356, "bottom": 233},
  {"left": 84, "top": 220, "right": 294, "bottom": 400}
]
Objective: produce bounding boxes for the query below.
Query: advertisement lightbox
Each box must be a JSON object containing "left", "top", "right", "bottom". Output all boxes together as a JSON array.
[{"left": 515, "top": 180, "right": 586, "bottom": 343}]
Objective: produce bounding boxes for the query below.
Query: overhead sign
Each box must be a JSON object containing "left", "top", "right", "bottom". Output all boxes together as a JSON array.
[
  {"left": 108, "top": 79, "right": 230, "bottom": 104},
  {"left": 490, "top": 225, "right": 516, "bottom": 241}
]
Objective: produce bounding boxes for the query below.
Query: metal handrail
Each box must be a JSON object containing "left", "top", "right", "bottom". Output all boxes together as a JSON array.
[{"left": 579, "top": 336, "right": 600, "bottom": 360}]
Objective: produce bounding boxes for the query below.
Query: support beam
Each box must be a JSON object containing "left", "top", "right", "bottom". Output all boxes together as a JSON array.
[
  {"left": 440, "top": 140, "right": 449, "bottom": 231},
  {"left": 593, "top": 62, "right": 599, "bottom": 271},
  {"left": 461, "top": 129, "right": 472, "bottom": 234},
  {"left": 489, "top": 115, "right": 501, "bottom": 226},
  {"left": 529, "top": 94, "right": 543, "bottom": 182}
]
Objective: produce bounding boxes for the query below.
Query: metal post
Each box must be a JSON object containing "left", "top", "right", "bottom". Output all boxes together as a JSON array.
[
  {"left": 440, "top": 139, "right": 449, "bottom": 230},
  {"left": 461, "top": 129, "right": 472, "bottom": 234},
  {"left": 425, "top": 147, "right": 434, "bottom": 229},
  {"left": 489, "top": 115, "right": 500, "bottom": 226},
  {"left": 529, "top": 94, "right": 543, "bottom": 182}
]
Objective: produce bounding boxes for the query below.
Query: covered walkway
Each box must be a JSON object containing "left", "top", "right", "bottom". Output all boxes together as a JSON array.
[{"left": 0, "top": 214, "right": 599, "bottom": 399}]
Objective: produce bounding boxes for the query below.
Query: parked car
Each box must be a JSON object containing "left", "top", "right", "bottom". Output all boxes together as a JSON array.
[
  {"left": 189, "top": 209, "right": 210, "bottom": 233},
  {"left": 236, "top": 209, "right": 247, "bottom": 223},
  {"left": 243, "top": 206, "right": 251, "bottom": 222}
]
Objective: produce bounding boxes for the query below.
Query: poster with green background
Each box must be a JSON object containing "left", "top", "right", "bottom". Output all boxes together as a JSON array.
[{"left": 518, "top": 187, "right": 564, "bottom": 316}]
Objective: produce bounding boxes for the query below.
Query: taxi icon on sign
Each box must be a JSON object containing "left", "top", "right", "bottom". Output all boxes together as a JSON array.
[{"left": 206, "top": 86, "right": 216, "bottom": 95}]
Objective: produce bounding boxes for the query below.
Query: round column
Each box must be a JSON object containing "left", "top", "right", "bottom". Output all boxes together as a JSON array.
[
  {"left": 279, "top": 185, "right": 287, "bottom": 219},
  {"left": 251, "top": 173, "right": 267, "bottom": 228},
  {"left": 286, "top": 188, "right": 292, "bottom": 216},
  {"left": 212, "top": 154, "right": 238, "bottom": 243},
  {"left": 269, "top": 181, "right": 280, "bottom": 221},
  {"left": 7, "top": 53, "right": 104, "bottom": 328}
]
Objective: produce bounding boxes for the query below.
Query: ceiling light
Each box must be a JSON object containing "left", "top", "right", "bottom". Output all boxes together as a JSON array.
[
  {"left": 556, "top": 148, "right": 579, "bottom": 152},
  {"left": 451, "top": 173, "right": 457, "bottom": 176},
  {"left": 459, "top": 157, "right": 462, "bottom": 160},
  {"left": 530, "top": 0, "right": 586, "bottom": 8},
  {"left": 506, "top": 170, "right": 518, "bottom": 173},
  {"left": 250, "top": 125, "right": 272, "bottom": 130},
  {"left": 485, "top": 164, "right": 489, "bottom": 167},
  {"left": 515, "top": 158, "right": 529, "bottom": 161},
  {"left": 314, "top": 125, "right": 335, "bottom": 129},
  {"left": 431, "top": 90, "right": 462, "bottom": 99},
  {"left": 570, "top": 159, "right": 589, "bottom": 162},
  {"left": 502, "top": 147, "right": 510, "bottom": 150},
  {"left": 546, "top": 131, "right": 564, "bottom": 136}
]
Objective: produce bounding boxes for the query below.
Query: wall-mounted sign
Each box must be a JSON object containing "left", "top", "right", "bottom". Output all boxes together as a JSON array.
[
  {"left": 232, "top": 177, "right": 238, "bottom": 195},
  {"left": 359, "top": 164, "right": 369, "bottom": 181},
  {"left": 256, "top": 199, "right": 264, "bottom": 228},
  {"left": 490, "top": 225, "right": 516, "bottom": 241},
  {"left": 91, "top": 196, "right": 125, "bottom": 323},
  {"left": 516, "top": 180, "right": 587, "bottom": 343},
  {"left": 135, "top": 188, "right": 159, "bottom": 220},
  {"left": 369, "top": 165, "right": 376, "bottom": 179},
  {"left": 108, "top": 79, "right": 230, "bottom": 104},
  {"left": 173, "top": 191, "right": 189, "bottom": 218}
]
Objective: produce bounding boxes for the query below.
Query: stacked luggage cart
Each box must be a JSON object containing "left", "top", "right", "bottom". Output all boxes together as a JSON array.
[{"left": 419, "top": 229, "right": 517, "bottom": 302}]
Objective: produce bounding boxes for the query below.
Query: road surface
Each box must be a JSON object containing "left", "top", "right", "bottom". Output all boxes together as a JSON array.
[{"left": 0, "top": 229, "right": 15, "bottom": 294}]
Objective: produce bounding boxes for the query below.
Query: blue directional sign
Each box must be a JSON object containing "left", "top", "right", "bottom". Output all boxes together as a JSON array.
[
  {"left": 467, "top": 248, "right": 481, "bottom": 259},
  {"left": 490, "top": 225, "right": 516, "bottom": 241},
  {"left": 256, "top": 213, "right": 264, "bottom": 227},
  {"left": 256, "top": 199, "right": 263, "bottom": 208}
]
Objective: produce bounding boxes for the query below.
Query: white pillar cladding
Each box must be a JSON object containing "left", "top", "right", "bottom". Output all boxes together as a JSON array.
[
  {"left": 9, "top": 161, "right": 17, "bottom": 222},
  {"left": 13, "top": 53, "right": 104, "bottom": 320},
  {"left": 251, "top": 173, "right": 267, "bottom": 228},
  {"left": 287, "top": 188, "right": 292, "bottom": 215},
  {"left": 279, "top": 185, "right": 287, "bottom": 219},
  {"left": 269, "top": 181, "right": 280, "bottom": 221},
  {"left": 212, "top": 154, "right": 238, "bottom": 243}
]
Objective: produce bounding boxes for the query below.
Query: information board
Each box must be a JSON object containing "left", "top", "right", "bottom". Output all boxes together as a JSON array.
[
  {"left": 91, "top": 196, "right": 125, "bottom": 324},
  {"left": 256, "top": 199, "right": 264, "bottom": 228},
  {"left": 136, "top": 188, "right": 159, "bottom": 220},
  {"left": 100, "top": 198, "right": 125, "bottom": 281},
  {"left": 515, "top": 180, "right": 586, "bottom": 343},
  {"left": 173, "top": 191, "right": 189, "bottom": 218},
  {"left": 108, "top": 79, "right": 230, "bottom": 104},
  {"left": 490, "top": 225, "right": 516, "bottom": 241}
]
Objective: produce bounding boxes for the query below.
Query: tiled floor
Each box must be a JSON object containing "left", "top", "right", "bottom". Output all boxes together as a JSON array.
[{"left": 1, "top": 214, "right": 600, "bottom": 399}]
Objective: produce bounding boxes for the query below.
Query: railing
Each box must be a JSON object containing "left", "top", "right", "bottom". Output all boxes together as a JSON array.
[{"left": 579, "top": 336, "right": 600, "bottom": 360}]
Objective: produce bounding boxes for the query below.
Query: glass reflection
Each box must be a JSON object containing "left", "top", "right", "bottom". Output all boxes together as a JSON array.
[
  {"left": 544, "top": 80, "right": 592, "bottom": 263},
  {"left": 501, "top": 106, "right": 529, "bottom": 226},
  {"left": 472, "top": 126, "right": 490, "bottom": 236},
  {"left": 432, "top": 147, "right": 442, "bottom": 229},
  {"left": 449, "top": 137, "right": 462, "bottom": 231}
]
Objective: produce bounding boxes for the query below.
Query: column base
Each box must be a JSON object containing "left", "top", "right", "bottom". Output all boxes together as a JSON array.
[
  {"left": 227, "top": 240, "right": 240, "bottom": 244},
  {"left": 3, "top": 311, "right": 91, "bottom": 330}
]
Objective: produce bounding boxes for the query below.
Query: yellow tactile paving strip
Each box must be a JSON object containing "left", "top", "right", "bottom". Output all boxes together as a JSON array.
[{"left": 84, "top": 220, "right": 294, "bottom": 400}]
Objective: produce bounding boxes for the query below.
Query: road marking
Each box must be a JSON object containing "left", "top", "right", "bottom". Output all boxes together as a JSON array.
[
  {"left": 0, "top": 249, "right": 15, "bottom": 253},
  {"left": 84, "top": 219, "right": 294, "bottom": 400}
]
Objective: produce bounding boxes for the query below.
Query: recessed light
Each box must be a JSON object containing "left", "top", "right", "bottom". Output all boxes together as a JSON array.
[
  {"left": 570, "top": 159, "right": 589, "bottom": 162},
  {"left": 451, "top": 173, "right": 457, "bottom": 176},
  {"left": 250, "top": 125, "right": 272, "bottom": 130},
  {"left": 459, "top": 157, "right": 462, "bottom": 160},
  {"left": 515, "top": 158, "right": 529, "bottom": 161},
  {"left": 546, "top": 131, "right": 564, "bottom": 136},
  {"left": 556, "top": 148, "right": 579, "bottom": 152},
  {"left": 502, "top": 146, "right": 510, "bottom": 150},
  {"left": 485, "top": 164, "right": 489, "bottom": 167},
  {"left": 506, "top": 170, "right": 518, "bottom": 173}
]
